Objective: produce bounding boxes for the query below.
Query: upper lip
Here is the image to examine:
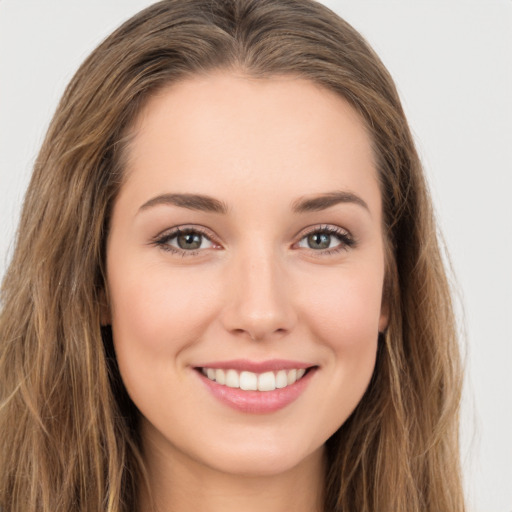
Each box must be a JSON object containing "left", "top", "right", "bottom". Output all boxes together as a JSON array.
[{"left": 194, "top": 359, "right": 315, "bottom": 373}]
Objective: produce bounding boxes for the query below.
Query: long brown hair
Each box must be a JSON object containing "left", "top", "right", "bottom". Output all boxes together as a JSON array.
[{"left": 0, "top": 1, "right": 465, "bottom": 510}]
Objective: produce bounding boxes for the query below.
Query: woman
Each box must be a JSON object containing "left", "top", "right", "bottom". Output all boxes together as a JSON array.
[{"left": 0, "top": 1, "right": 465, "bottom": 511}]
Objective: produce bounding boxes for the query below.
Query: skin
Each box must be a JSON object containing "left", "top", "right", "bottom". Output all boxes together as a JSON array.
[{"left": 105, "top": 72, "right": 388, "bottom": 512}]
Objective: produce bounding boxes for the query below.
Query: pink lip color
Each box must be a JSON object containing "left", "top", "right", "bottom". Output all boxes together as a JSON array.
[
  {"left": 195, "top": 365, "right": 316, "bottom": 414},
  {"left": 195, "top": 359, "right": 311, "bottom": 372}
]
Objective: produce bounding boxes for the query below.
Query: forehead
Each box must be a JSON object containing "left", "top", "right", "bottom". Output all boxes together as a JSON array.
[{"left": 120, "top": 72, "right": 380, "bottom": 214}]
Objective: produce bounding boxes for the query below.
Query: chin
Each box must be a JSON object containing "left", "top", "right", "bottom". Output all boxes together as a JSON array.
[{"left": 190, "top": 431, "right": 325, "bottom": 478}]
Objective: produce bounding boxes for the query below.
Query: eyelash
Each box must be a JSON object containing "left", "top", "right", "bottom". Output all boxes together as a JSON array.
[
  {"left": 297, "top": 225, "right": 356, "bottom": 255},
  {"left": 152, "top": 224, "right": 356, "bottom": 257},
  {"left": 152, "top": 226, "right": 217, "bottom": 257}
]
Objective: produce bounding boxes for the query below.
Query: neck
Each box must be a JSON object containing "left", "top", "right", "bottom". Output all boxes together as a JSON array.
[{"left": 138, "top": 427, "right": 325, "bottom": 512}]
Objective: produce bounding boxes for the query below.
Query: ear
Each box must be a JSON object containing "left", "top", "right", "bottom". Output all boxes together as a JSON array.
[
  {"left": 379, "top": 249, "right": 393, "bottom": 334},
  {"left": 379, "top": 300, "right": 389, "bottom": 333},
  {"left": 378, "top": 292, "right": 389, "bottom": 333},
  {"left": 99, "top": 287, "right": 111, "bottom": 326}
]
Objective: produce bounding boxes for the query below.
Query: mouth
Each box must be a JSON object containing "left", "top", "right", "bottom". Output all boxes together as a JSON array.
[
  {"left": 197, "top": 367, "right": 310, "bottom": 392},
  {"left": 193, "top": 361, "right": 317, "bottom": 413}
]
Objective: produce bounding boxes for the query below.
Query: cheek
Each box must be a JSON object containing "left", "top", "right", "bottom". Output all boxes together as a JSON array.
[
  {"left": 107, "top": 264, "right": 224, "bottom": 417},
  {"left": 299, "top": 267, "right": 382, "bottom": 433},
  {"left": 300, "top": 265, "right": 384, "bottom": 352},
  {"left": 109, "top": 265, "right": 219, "bottom": 354}
]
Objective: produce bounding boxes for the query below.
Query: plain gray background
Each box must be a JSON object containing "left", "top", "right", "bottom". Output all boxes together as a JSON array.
[{"left": 0, "top": 1, "right": 511, "bottom": 510}]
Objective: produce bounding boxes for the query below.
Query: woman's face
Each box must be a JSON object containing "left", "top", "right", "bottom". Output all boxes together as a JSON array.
[{"left": 106, "top": 72, "right": 388, "bottom": 477}]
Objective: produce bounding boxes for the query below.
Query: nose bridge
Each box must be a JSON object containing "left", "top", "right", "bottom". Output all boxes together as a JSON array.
[{"left": 223, "top": 241, "right": 296, "bottom": 341}]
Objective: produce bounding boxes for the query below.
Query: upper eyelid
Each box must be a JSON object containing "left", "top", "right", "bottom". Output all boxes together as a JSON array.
[
  {"left": 152, "top": 223, "right": 354, "bottom": 249},
  {"left": 153, "top": 224, "right": 217, "bottom": 242},
  {"left": 301, "top": 224, "right": 349, "bottom": 234},
  {"left": 151, "top": 226, "right": 219, "bottom": 256},
  {"left": 294, "top": 224, "right": 356, "bottom": 251},
  {"left": 294, "top": 224, "right": 352, "bottom": 239}
]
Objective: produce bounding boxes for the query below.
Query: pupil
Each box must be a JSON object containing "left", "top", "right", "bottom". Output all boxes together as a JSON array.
[
  {"left": 178, "top": 232, "right": 202, "bottom": 250},
  {"left": 308, "top": 233, "right": 330, "bottom": 249}
]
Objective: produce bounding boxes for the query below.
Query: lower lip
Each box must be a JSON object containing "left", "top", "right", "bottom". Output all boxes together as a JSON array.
[{"left": 196, "top": 369, "right": 316, "bottom": 414}]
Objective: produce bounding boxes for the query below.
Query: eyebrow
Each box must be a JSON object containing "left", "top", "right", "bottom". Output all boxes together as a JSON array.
[
  {"left": 291, "top": 191, "right": 370, "bottom": 213},
  {"left": 138, "top": 190, "right": 369, "bottom": 216},
  {"left": 139, "top": 193, "right": 228, "bottom": 214}
]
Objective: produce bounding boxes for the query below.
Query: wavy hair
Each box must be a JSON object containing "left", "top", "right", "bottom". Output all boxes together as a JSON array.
[{"left": 0, "top": 0, "right": 465, "bottom": 510}]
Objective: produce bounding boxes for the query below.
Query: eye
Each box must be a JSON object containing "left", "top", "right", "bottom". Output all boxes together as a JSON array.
[
  {"left": 296, "top": 226, "right": 355, "bottom": 253},
  {"left": 153, "top": 227, "right": 218, "bottom": 255},
  {"left": 174, "top": 231, "right": 211, "bottom": 250}
]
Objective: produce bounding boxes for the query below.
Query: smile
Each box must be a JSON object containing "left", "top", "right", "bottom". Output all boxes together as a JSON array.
[
  {"left": 194, "top": 360, "right": 317, "bottom": 413},
  {"left": 199, "top": 367, "right": 307, "bottom": 391}
]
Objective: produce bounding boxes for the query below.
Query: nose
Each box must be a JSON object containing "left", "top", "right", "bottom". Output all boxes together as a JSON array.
[{"left": 220, "top": 245, "right": 297, "bottom": 342}]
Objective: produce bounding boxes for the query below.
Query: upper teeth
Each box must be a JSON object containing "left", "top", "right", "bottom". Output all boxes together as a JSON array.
[{"left": 201, "top": 368, "right": 307, "bottom": 391}]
